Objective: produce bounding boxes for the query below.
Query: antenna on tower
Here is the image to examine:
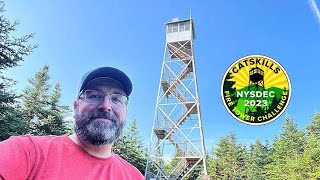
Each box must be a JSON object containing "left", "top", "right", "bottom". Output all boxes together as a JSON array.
[{"left": 189, "top": 0, "right": 192, "bottom": 19}]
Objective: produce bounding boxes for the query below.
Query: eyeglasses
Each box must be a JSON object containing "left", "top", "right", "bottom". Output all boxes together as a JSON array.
[{"left": 78, "top": 89, "right": 128, "bottom": 108}]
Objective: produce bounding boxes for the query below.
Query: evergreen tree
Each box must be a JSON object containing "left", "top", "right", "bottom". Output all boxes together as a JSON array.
[
  {"left": 0, "top": 1, "right": 37, "bottom": 140},
  {"left": 22, "top": 65, "right": 50, "bottom": 122},
  {"left": 208, "top": 133, "right": 248, "bottom": 179},
  {"left": 113, "top": 119, "right": 147, "bottom": 174},
  {"left": 266, "top": 115, "right": 306, "bottom": 179},
  {"left": 0, "top": 103, "right": 28, "bottom": 141},
  {"left": 46, "top": 83, "right": 71, "bottom": 135},
  {"left": 247, "top": 139, "right": 270, "bottom": 180},
  {"left": 302, "top": 113, "right": 320, "bottom": 179},
  {"left": 300, "top": 132, "right": 320, "bottom": 179},
  {"left": 21, "top": 65, "right": 70, "bottom": 135},
  {"left": 306, "top": 112, "right": 320, "bottom": 136}
]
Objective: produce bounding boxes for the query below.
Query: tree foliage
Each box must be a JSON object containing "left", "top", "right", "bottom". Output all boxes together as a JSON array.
[
  {"left": 0, "top": 1, "right": 37, "bottom": 140},
  {"left": 113, "top": 119, "right": 147, "bottom": 174},
  {"left": 207, "top": 114, "right": 320, "bottom": 179},
  {"left": 265, "top": 115, "right": 306, "bottom": 179},
  {"left": 21, "top": 65, "right": 70, "bottom": 135},
  {"left": 303, "top": 113, "right": 320, "bottom": 179},
  {"left": 247, "top": 139, "right": 270, "bottom": 180},
  {"left": 208, "top": 133, "right": 248, "bottom": 179}
]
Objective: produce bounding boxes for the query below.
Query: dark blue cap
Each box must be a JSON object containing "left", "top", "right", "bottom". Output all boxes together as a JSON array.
[{"left": 78, "top": 67, "right": 133, "bottom": 96}]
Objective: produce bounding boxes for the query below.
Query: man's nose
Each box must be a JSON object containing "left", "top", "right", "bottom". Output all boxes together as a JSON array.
[{"left": 98, "top": 96, "right": 112, "bottom": 111}]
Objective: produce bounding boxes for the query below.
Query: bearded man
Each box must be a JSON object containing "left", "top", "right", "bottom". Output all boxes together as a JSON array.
[{"left": 0, "top": 67, "right": 145, "bottom": 180}]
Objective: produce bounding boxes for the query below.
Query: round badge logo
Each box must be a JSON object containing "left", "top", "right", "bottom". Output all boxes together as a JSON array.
[{"left": 221, "top": 55, "right": 291, "bottom": 125}]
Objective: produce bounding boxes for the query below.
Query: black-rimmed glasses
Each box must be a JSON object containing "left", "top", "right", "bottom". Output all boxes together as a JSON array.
[{"left": 79, "top": 89, "right": 128, "bottom": 108}]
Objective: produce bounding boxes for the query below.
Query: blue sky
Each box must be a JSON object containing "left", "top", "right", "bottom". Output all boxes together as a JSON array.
[{"left": 4, "top": 0, "right": 320, "bottom": 151}]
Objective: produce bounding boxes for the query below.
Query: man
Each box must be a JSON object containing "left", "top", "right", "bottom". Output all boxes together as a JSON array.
[{"left": 0, "top": 67, "right": 145, "bottom": 179}]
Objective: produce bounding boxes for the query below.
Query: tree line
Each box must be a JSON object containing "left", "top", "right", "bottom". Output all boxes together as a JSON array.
[{"left": 207, "top": 114, "right": 320, "bottom": 179}]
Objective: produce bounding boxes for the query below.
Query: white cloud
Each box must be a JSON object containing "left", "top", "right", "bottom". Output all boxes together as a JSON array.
[{"left": 310, "top": 0, "right": 320, "bottom": 26}]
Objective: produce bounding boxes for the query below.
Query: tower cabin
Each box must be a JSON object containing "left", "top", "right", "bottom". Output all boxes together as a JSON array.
[{"left": 165, "top": 17, "right": 195, "bottom": 43}]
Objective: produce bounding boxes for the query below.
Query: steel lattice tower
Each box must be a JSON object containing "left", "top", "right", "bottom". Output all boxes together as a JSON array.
[{"left": 145, "top": 17, "right": 208, "bottom": 180}]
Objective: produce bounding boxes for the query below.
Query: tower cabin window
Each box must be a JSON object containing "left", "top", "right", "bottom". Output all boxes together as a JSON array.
[
  {"left": 179, "top": 22, "right": 185, "bottom": 31},
  {"left": 167, "top": 24, "right": 173, "bottom": 33},
  {"left": 167, "top": 21, "right": 191, "bottom": 33},
  {"left": 172, "top": 24, "right": 178, "bottom": 32},
  {"left": 185, "top": 22, "right": 190, "bottom": 31}
]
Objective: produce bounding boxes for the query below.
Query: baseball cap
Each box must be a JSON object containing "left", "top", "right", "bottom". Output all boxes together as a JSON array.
[{"left": 77, "top": 67, "right": 133, "bottom": 96}]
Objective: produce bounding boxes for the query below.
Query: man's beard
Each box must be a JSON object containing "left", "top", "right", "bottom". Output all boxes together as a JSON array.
[{"left": 74, "top": 109, "right": 125, "bottom": 146}]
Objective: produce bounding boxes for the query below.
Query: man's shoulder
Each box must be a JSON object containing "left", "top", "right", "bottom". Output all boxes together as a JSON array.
[
  {"left": 112, "top": 153, "right": 144, "bottom": 177},
  {"left": 112, "top": 153, "right": 138, "bottom": 169},
  {"left": 2, "top": 134, "right": 67, "bottom": 148}
]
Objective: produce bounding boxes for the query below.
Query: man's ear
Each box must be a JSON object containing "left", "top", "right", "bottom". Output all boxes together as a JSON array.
[{"left": 73, "top": 101, "right": 78, "bottom": 111}]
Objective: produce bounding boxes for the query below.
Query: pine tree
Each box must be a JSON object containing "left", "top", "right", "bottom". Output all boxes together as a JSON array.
[
  {"left": 21, "top": 65, "right": 69, "bottom": 135},
  {"left": 113, "top": 119, "right": 147, "bottom": 174},
  {"left": 300, "top": 133, "right": 320, "bottom": 179},
  {"left": 127, "top": 119, "right": 147, "bottom": 174},
  {"left": 208, "top": 133, "right": 248, "bottom": 179},
  {"left": 47, "top": 83, "right": 71, "bottom": 135},
  {"left": 22, "top": 65, "right": 50, "bottom": 122},
  {"left": 306, "top": 112, "right": 320, "bottom": 136},
  {"left": 247, "top": 139, "right": 270, "bottom": 180},
  {"left": 266, "top": 115, "right": 306, "bottom": 179},
  {"left": 301, "top": 113, "right": 320, "bottom": 179},
  {"left": 0, "top": 1, "right": 37, "bottom": 140},
  {"left": 0, "top": 103, "right": 28, "bottom": 141}
]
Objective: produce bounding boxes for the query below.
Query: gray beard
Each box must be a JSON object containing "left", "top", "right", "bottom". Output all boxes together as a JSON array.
[{"left": 74, "top": 109, "right": 125, "bottom": 146}]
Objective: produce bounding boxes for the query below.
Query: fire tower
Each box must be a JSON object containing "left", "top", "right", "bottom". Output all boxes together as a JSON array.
[
  {"left": 245, "top": 67, "right": 267, "bottom": 114},
  {"left": 145, "top": 17, "right": 208, "bottom": 180}
]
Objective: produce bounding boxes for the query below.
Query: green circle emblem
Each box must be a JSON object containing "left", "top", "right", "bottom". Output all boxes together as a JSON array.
[{"left": 221, "top": 55, "right": 291, "bottom": 125}]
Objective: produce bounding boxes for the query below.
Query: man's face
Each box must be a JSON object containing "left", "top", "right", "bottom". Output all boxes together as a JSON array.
[{"left": 73, "top": 79, "right": 128, "bottom": 146}]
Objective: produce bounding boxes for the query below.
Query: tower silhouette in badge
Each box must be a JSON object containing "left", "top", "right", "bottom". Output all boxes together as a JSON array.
[
  {"left": 246, "top": 66, "right": 268, "bottom": 115},
  {"left": 145, "top": 14, "right": 209, "bottom": 180}
]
